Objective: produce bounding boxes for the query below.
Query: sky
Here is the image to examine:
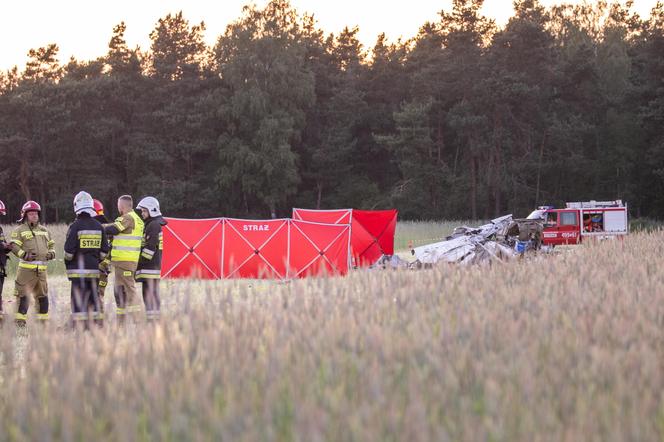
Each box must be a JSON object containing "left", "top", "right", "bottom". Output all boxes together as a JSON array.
[{"left": 0, "top": 0, "right": 659, "bottom": 71}]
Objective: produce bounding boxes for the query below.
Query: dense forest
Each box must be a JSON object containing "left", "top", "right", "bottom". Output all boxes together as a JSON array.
[{"left": 0, "top": 0, "right": 663, "bottom": 221}]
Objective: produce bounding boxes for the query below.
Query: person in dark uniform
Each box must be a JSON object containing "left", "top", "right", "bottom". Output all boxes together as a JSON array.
[
  {"left": 0, "top": 199, "right": 11, "bottom": 324},
  {"left": 63, "top": 192, "right": 110, "bottom": 329},
  {"left": 93, "top": 199, "right": 110, "bottom": 316},
  {"left": 135, "top": 197, "right": 167, "bottom": 321}
]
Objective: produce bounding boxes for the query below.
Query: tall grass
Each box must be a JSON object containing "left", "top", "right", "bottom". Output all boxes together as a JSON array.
[
  {"left": 394, "top": 220, "right": 486, "bottom": 250},
  {"left": 0, "top": 229, "right": 662, "bottom": 440}
]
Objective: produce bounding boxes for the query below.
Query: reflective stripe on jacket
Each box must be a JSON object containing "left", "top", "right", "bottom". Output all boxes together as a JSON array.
[
  {"left": 136, "top": 216, "right": 167, "bottom": 280},
  {"left": 64, "top": 213, "right": 110, "bottom": 280},
  {"left": 10, "top": 223, "right": 54, "bottom": 264},
  {"left": 110, "top": 211, "right": 144, "bottom": 263}
]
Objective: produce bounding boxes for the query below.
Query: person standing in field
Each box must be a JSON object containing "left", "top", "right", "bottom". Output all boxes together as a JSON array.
[
  {"left": 103, "top": 195, "right": 144, "bottom": 324},
  {"left": 0, "top": 200, "right": 12, "bottom": 324},
  {"left": 93, "top": 199, "right": 110, "bottom": 316},
  {"left": 135, "top": 197, "right": 167, "bottom": 321},
  {"left": 9, "top": 201, "right": 55, "bottom": 327},
  {"left": 63, "top": 192, "right": 109, "bottom": 329}
]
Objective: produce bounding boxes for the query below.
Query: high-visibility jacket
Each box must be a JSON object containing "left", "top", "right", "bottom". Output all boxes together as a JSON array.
[
  {"left": 9, "top": 223, "right": 55, "bottom": 271},
  {"left": 64, "top": 213, "right": 110, "bottom": 280},
  {"left": 107, "top": 211, "right": 144, "bottom": 263}
]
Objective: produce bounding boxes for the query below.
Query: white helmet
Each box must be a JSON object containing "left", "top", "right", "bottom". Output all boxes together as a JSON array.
[
  {"left": 137, "top": 196, "right": 161, "bottom": 217},
  {"left": 73, "top": 191, "right": 96, "bottom": 216}
]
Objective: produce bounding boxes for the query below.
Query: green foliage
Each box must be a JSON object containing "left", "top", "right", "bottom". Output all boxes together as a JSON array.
[{"left": 215, "top": 1, "right": 314, "bottom": 217}]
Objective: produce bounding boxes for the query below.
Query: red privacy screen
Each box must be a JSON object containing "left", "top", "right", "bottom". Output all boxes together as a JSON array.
[
  {"left": 292, "top": 209, "right": 398, "bottom": 267},
  {"left": 162, "top": 218, "right": 352, "bottom": 280},
  {"left": 162, "top": 218, "right": 223, "bottom": 279}
]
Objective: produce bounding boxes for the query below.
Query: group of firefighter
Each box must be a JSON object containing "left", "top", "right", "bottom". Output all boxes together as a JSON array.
[{"left": 0, "top": 191, "right": 167, "bottom": 329}]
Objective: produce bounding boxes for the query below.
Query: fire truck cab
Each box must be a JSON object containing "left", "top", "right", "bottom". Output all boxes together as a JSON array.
[{"left": 527, "top": 200, "right": 628, "bottom": 246}]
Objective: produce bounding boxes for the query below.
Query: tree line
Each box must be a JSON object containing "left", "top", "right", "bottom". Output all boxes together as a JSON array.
[{"left": 1, "top": 0, "right": 663, "bottom": 222}]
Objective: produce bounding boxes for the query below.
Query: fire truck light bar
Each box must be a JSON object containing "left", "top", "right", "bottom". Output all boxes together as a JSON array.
[{"left": 565, "top": 200, "right": 624, "bottom": 209}]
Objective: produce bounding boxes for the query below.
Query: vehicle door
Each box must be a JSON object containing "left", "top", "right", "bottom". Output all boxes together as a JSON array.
[{"left": 558, "top": 210, "right": 580, "bottom": 244}]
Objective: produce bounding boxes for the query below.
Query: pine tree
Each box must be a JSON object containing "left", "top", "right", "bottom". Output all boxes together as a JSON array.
[{"left": 214, "top": 0, "right": 314, "bottom": 217}]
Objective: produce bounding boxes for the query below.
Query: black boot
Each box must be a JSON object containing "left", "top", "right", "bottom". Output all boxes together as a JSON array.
[
  {"left": 37, "top": 296, "right": 49, "bottom": 326},
  {"left": 15, "top": 296, "right": 28, "bottom": 328}
]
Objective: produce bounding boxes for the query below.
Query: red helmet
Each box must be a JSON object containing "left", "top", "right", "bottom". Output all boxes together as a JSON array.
[
  {"left": 19, "top": 200, "right": 41, "bottom": 222},
  {"left": 93, "top": 199, "right": 104, "bottom": 216},
  {"left": 0, "top": 199, "right": 5, "bottom": 216}
]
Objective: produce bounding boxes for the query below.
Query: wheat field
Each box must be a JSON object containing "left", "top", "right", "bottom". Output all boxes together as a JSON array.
[
  {"left": 0, "top": 223, "right": 663, "bottom": 441},
  {"left": 394, "top": 220, "right": 485, "bottom": 251}
]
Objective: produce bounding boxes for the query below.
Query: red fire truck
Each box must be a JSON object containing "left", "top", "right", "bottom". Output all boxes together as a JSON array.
[{"left": 527, "top": 200, "right": 629, "bottom": 246}]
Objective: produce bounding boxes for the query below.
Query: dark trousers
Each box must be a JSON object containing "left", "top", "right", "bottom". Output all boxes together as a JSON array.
[
  {"left": 141, "top": 279, "right": 161, "bottom": 320},
  {"left": 71, "top": 278, "right": 102, "bottom": 327},
  {"left": 0, "top": 275, "right": 4, "bottom": 319}
]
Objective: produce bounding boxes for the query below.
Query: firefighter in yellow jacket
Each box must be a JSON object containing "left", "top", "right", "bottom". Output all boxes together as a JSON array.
[
  {"left": 9, "top": 201, "right": 55, "bottom": 326},
  {"left": 103, "top": 195, "right": 144, "bottom": 323}
]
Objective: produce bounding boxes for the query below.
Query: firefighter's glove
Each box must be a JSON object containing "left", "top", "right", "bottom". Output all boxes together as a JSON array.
[
  {"left": 46, "top": 251, "right": 56, "bottom": 260},
  {"left": 25, "top": 251, "right": 37, "bottom": 261},
  {"left": 99, "top": 259, "right": 111, "bottom": 275}
]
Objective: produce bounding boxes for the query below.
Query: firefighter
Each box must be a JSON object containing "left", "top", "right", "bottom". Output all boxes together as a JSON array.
[
  {"left": 64, "top": 192, "right": 110, "bottom": 329},
  {"left": 591, "top": 214, "right": 603, "bottom": 232},
  {"left": 9, "top": 201, "right": 55, "bottom": 326},
  {"left": 103, "top": 195, "right": 144, "bottom": 323},
  {"left": 0, "top": 200, "right": 11, "bottom": 323},
  {"left": 93, "top": 199, "right": 110, "bottom": 314},
  {"left": 135, "top": 197, "right": 167, "bottom": 321}
]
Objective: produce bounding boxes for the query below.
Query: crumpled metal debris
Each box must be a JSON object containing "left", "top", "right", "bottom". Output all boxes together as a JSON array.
[
  {"left": 367, "top": 214, "right": 544, "bottom": 270},
  {"left": 411, "top": 215, "right": 532, "bottom": 266},
  {"left": 369, "top": 254, "right": 411, "bottom": 270}
]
